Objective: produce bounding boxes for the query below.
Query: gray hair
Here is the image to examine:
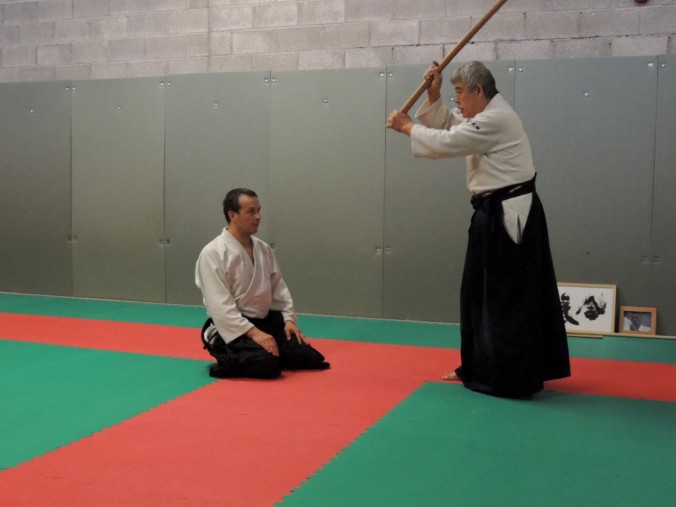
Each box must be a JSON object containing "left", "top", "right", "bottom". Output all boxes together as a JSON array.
[{"left": 451, "top": 61, "right": 498, "bottom": 99}]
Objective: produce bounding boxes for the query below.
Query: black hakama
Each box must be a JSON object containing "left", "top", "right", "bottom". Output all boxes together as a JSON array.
[
  {"left": 456, "top": 178, "right": 570, "bottom": 398},
  {"left": 201, "top": 311, "right": 330, "bottom": 379}
]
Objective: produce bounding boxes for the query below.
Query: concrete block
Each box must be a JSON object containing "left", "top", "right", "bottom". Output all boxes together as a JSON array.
[
  {"left": 212, "top": 5, "right": 253, "bottom": 31},
  {"left": 211, "top": 54, "right": 254, "bottom": 73},
  {"left": 393, "top": 0, "right": 446, "bottom": 21},
  {"left": 129, "top": 13, "right": 168, "bottom": 38},
  {"left": 232, "top": 29, "right": 276, "bottom": 54},
  {"left": 450, "top": 41, "right": 497, "bottom": 63},
  {"left": 580, "top": 9, "right": 640, "bottom": 38},
  {"left": 167, "top": 9, "right": 208, "bottom": 34},
  {"left": 37, "top": 44, "right": 71, "bottom": 66},
  {"left": 345, "top": 0, "right": 393, "bottom": 22},
  {"left": 639, "top": 5, "right": 676, "bottom": 36},
  {"left": 472, "top": 12, "right": 525, "bottom": 42},
  {"left": 110, "top": 0, "right": 190, "bottom": 16},
  {"left": 552, "top": 37, "right": 612, "bottom": 59},
  {"left": 20, "top": 23, "right": 55, "bottom": 45},
  {"left": 17, "top": 66, "right": 56, "bottom": 81},
  {"left": 190, "top": 0, "right": 208, "bottom": 9},
  {"left": 147, "top": 35, "right": 188, "bottom": 58},
  {"left": 420, "top": 17, "right": 472, "bottom": 45},
  {"left": 611, "top": 35, "right": 669, "bottom": 57},
  {"left": 370, "top": 20, "right": 419, "bottom": 47},
  {"left": 497, "top": 39, "right": 553, "bottom": 60},
  {"left": 323, "top": 22, "right": 369, "bottom": 49},
  {"left": 275, "top": 25, "right": 324, "bottom": 52},
  {"left": 2, "top": 2, "right": 39, "bottom": 25},
  {"left": 254, "top": 2, "right": 298, "bottom": 28},
  {"left": 71, "top": 41, "right": 109, "bottom": 63},
  {"left": 166, "top": 56, "right": 208, "bottom": 74},
  {"left": 90, "top": 61, "right": 128, "bottom": 79},
  {"left": 188, "top": 34, "right": 208, "bottom": 56},
  {"left": 109, "top": 38, "right": 146, "bottom": 61},
  {"left": 55, "top": 19, "right": 90, "bottom": 42},
  {"left": 54, "top": 64, "right": 91, "bottom": 81},
  {"left": 444, "top": 0, "right": 502, "bottom": 17},
  {"left": 74, "top": 0, "right": 110, "bottom": 19},
  {"left": 299, "top": 0, "right": 345, "bottom": 26},
  {"left": 89, "top": 17, "right": 129, "bottom": 40},
  {"left": 2, "top": 46, "right": 36, "bottom": 67},
  {"left": 0, "top": 25, "right": 21, "bottom": 46},
  {"left": 0, "top": 68, "right": 21, "bottom": 82},
  {"left": 393, "top": 44, "right": 444, "bottom": 65},
  {"left": 39, "top": 0, "right": 73, "bottom": 22},
  {"left": 525, "top": 10, "right": 580, "bottom": 40},
  {"left": 128, "top": 60, "right": 167, "bottom": 77},
  {"left": 298, "top": 49, "right": 345, "bottom": 69},
  {"left": 253, "top": 52, "right": 299, "bottom": 71},
  {"left": 345, "top": 46, "right": 392, "bottom": 68},
  {"left": 210, "top": 31, "right": 233, "bottom": 56}
]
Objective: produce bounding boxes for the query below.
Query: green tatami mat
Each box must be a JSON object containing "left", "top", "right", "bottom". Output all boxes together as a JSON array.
[
  {"left": 0, "top": 292, "right": 204, "bottom": 328},
  {"left": 280, "top": 383, "right": 675, "bottom": 507},
  {"left": 1, "top": 292, "right": 674, "bottom": 361},
  {"left": 0, "top": 340, "right": 214, "bottom": 470},
  {"left": 297, "top": 314, "right": 460, "bottom": 348}
]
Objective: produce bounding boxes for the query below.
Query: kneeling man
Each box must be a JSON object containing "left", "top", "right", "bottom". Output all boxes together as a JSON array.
[{"left": 195, "top": 188, "right": 330, "bottom": 379}]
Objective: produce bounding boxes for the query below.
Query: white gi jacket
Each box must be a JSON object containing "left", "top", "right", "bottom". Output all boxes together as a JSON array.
[
  {"left": 195, "top": 229, "right": 296, "bottom": 343},
  {"left": 411, "top": 94, "right": 535, "bottom": 243}
]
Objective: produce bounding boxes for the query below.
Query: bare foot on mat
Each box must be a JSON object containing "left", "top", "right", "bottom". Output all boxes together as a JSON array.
[{"left": 441, "top": 371, "right": 460, "bottom": 381}]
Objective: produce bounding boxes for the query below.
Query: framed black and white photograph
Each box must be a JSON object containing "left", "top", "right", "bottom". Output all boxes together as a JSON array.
[
  {"left": 558, "top": 283, "right": 617, "bottom": 336},
  {"left": 619, "top": 306, "right": 657, "bottom": 336}
]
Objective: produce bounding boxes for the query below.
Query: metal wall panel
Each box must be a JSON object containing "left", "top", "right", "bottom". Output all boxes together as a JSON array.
[
  {"left": 0, "top": 82, "right": 72, "bottom": 295},
  {"left": 71, "top": 78, "right": 166, "bottom": 302},
  {"left": 382, "top": 61, "right": 516, "bottom": 323},
  {"left": 515, "top": 57, "right": 657, "bottom": 318},
  {"left": 164, "top": 72, "right": 271, "bottom": 305},
  {"left": 268, "top": 68, "right": 386, "bottom": 318},
  {"left": 651, "top": 55, "right": 676, "bottom": 335}
]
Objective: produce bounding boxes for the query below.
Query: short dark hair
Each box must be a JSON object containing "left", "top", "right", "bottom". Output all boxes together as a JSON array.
[{"left": 223, "top": 188, "right": 258, "bottom": 223}]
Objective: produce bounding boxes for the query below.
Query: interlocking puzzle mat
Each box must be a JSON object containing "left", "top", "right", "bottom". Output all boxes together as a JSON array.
[{"left": 1, "top": 292, "right": 674, "bottom": 506}]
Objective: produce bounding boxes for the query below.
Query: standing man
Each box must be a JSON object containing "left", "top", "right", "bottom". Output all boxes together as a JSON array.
[
  {"left": 387, "top": 61, "right": 570, "bottom": 398},
  {"left": 195, "top": 188, "right": 330, "bottom": 379}
]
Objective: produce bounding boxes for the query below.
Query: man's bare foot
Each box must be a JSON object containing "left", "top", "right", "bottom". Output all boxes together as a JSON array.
[{"left": 441, "top": 372, "right": 460, "bottom": 381}]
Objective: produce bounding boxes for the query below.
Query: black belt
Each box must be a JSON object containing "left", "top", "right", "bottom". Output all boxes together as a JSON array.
[{"left": 470, "top": 175, "right": 536, "bottom": 210}]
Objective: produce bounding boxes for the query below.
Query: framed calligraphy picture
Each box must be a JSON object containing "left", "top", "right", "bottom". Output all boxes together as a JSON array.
[{"left": 558, "top": 283, "right": 617, "bottom": 336}]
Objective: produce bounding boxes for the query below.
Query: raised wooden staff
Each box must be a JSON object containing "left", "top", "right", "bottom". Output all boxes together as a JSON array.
[{"left": 400, "top": 0, "right": 510, "bottom": 113}]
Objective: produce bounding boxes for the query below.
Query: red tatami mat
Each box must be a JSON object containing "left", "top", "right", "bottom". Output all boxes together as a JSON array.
[{"left": 0, "top": 312, "right": 203, "bottom": 359}]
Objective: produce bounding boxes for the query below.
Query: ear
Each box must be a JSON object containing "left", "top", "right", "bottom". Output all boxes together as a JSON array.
[{"left": 475, "top": 84, "right": 484, "bottom": 97}]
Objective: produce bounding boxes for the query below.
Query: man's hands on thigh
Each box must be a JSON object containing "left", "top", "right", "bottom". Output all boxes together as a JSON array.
[{"left": 246, "top": 326, "right": 279, "bottom": 356}]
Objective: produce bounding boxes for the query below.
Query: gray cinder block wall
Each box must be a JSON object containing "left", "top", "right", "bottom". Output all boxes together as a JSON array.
[{"left": 0, "top": 0, "right": 675, "bottom": 83}]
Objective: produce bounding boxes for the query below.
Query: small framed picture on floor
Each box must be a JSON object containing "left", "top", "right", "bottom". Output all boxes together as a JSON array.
[{"left": 618, "top": 306, "right": 657, "bottom": 336}]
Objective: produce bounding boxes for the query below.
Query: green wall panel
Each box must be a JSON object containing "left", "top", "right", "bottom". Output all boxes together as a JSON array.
[
  {"left": 515, "top": 57, "right": 657, "bottom": 320},
  {"left": 0, "top": 81, "right": 72, "bottom": 296},
  {"left": 71, "top": 78, "right": 166, "bottom": 302},
  {"left": 268, "top": 68, "right": 386, "bottom": 318},
  {"left": 164, "top": 72, "right": 271, "bottom": 305}
]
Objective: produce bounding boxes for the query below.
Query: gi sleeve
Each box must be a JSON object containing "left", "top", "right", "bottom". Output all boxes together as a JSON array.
[
  {"left": 195, "top": 248, "right": 253, "bottom": 344},
  {"left": 411, "top": 100, "right": 504, "bottom": 159}
]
